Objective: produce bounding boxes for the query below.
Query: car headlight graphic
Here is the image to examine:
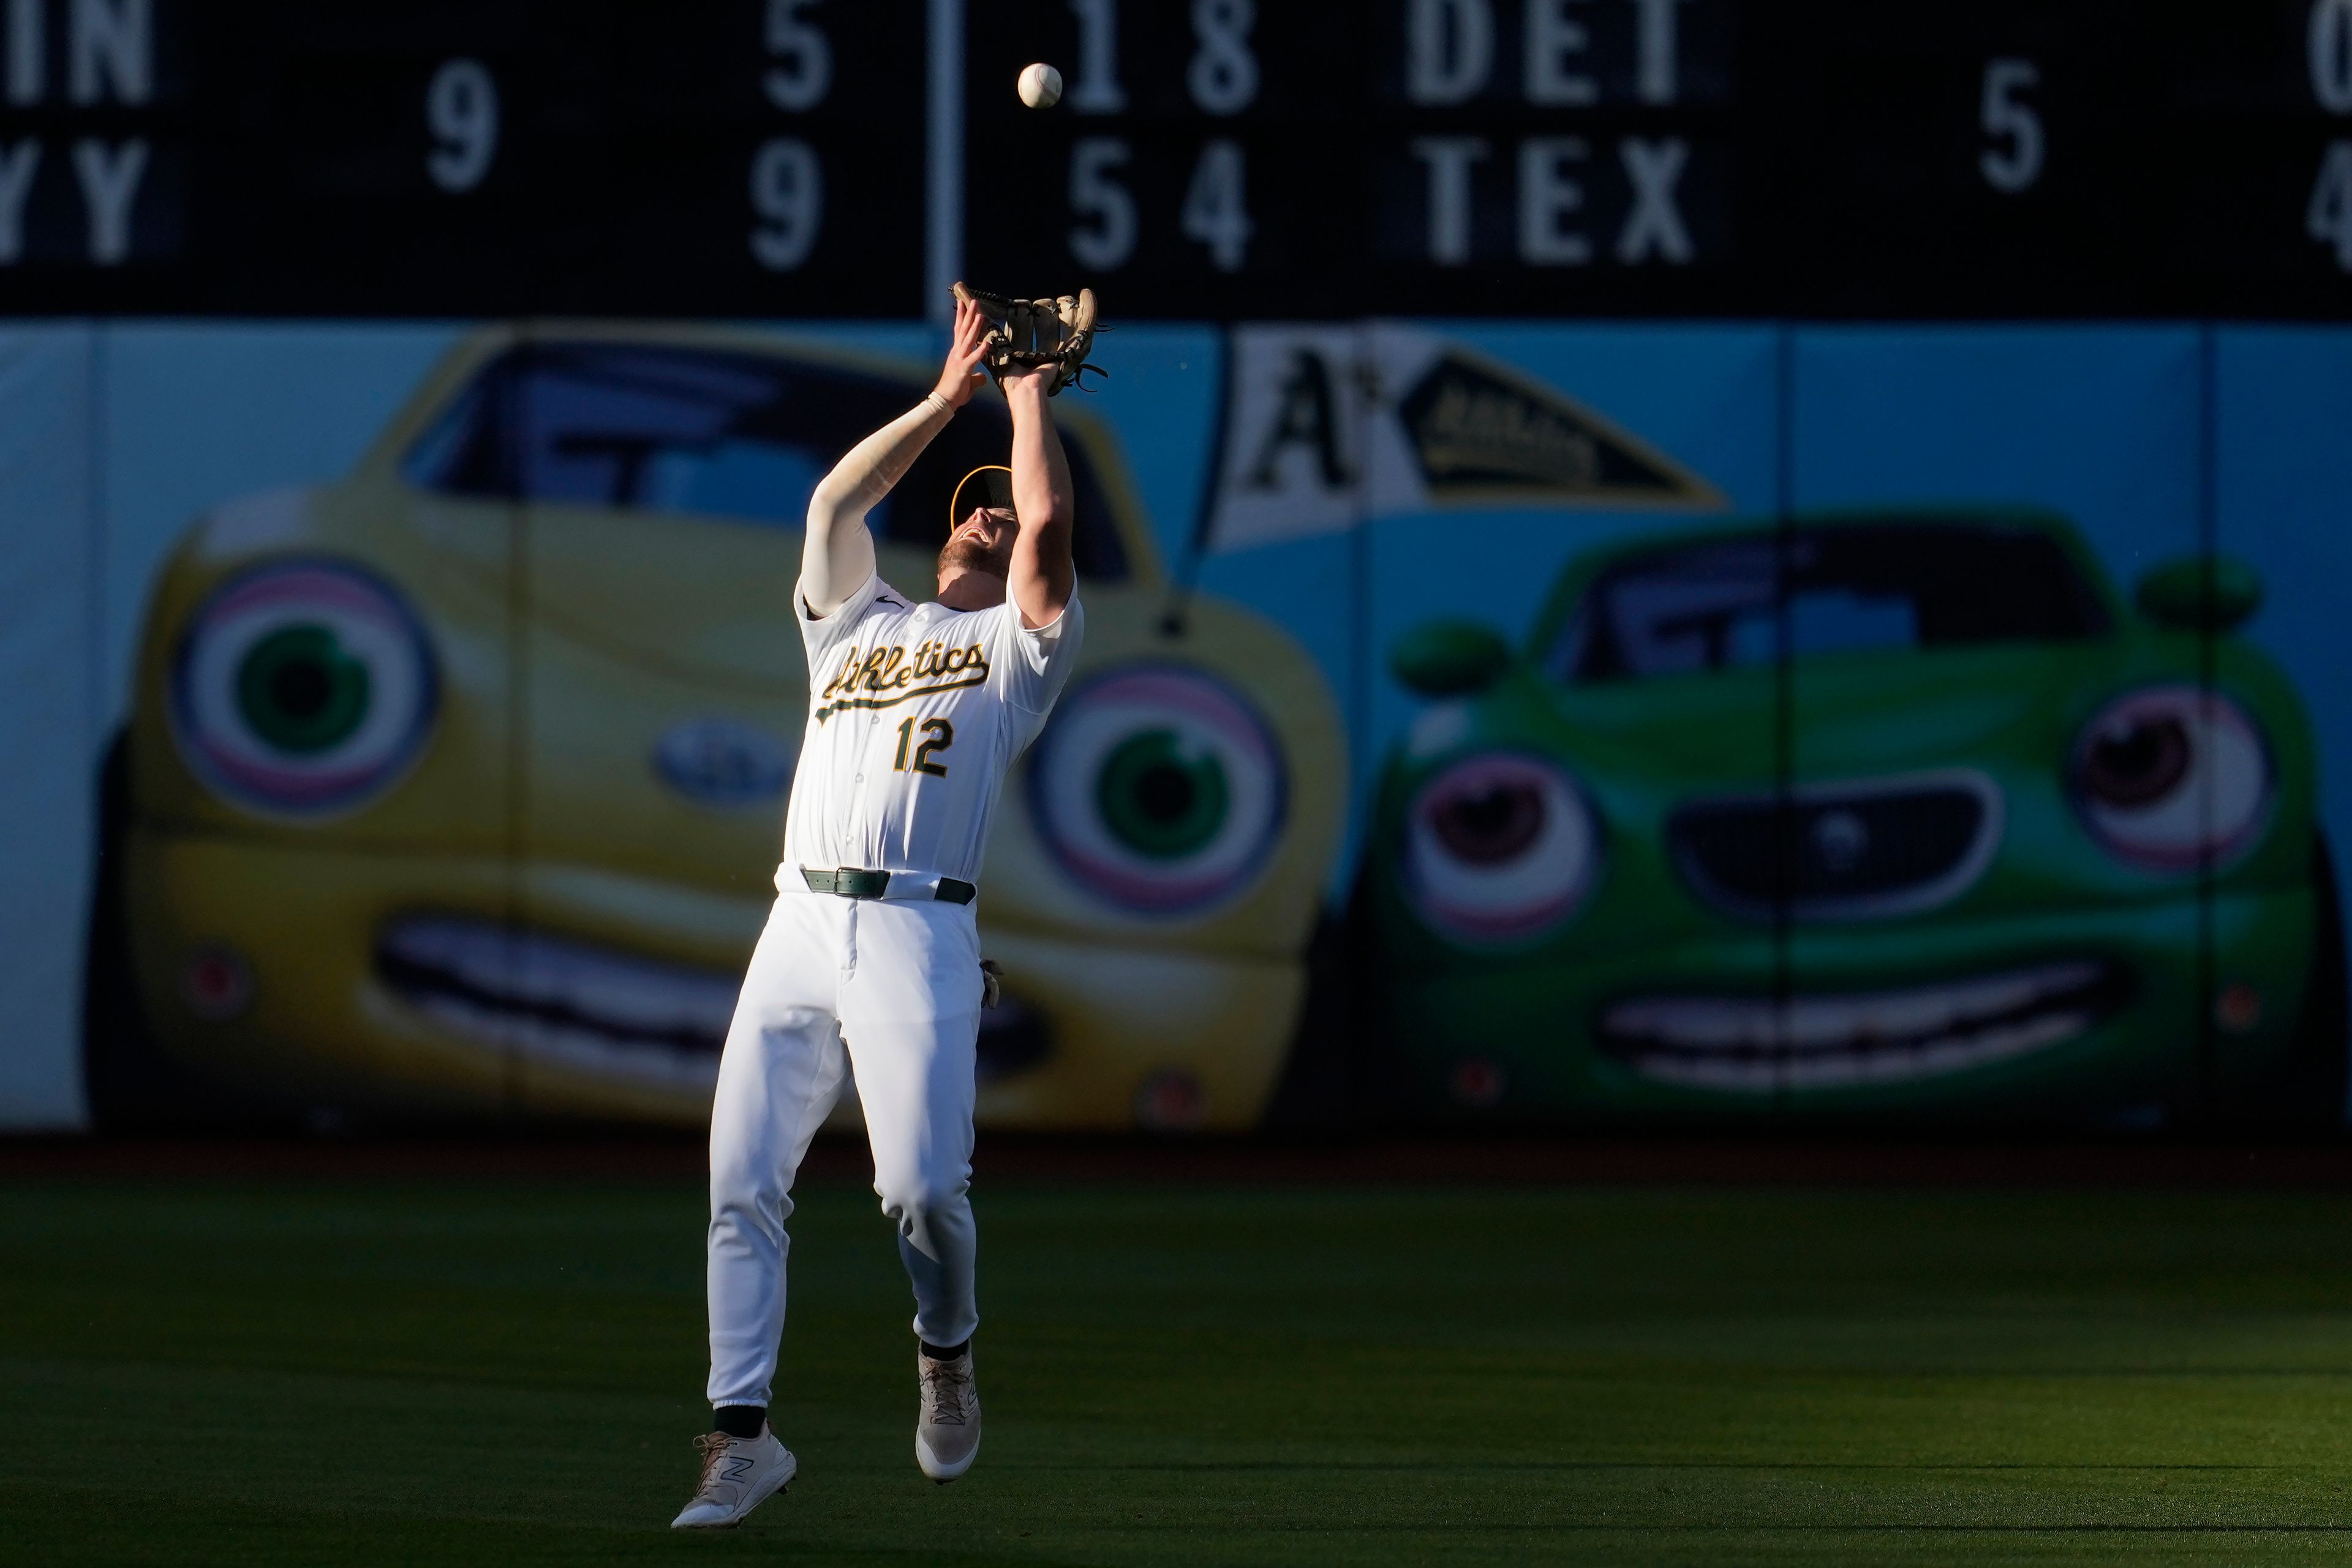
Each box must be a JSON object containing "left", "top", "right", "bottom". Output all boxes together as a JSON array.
[
  {"left": 1406, "top": 752, "right": 1597, "bottom": 942},
  {"left": 2071, "top": 685, "right": 2271, "bottom": 872},
  {"left": 169, "top": 560, "right": 439, "bottom": 816},
  {"left": 1028, "top": 665, "right": 1285, "bottom": 913}
]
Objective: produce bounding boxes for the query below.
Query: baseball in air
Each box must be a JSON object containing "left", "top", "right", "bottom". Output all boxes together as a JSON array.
[{"left": 1018, "top": 62, "right": 1063, "bottom": 109}]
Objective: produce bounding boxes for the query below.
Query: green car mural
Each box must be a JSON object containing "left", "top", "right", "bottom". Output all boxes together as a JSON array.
[{"left": 1363, "top": 509, "right": 2347, "bottom": 1124}]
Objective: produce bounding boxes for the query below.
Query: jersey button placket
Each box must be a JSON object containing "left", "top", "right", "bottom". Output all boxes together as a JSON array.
[{"left": 848, "top": 711, "right": 874, "bottom": 860}]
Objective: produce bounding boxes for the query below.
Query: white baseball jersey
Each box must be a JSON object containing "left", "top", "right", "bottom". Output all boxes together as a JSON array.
[{"left": 782, "top": 568, "right": 1085, "bottom": 884}]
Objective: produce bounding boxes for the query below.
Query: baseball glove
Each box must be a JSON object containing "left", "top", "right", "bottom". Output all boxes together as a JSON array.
[{"left": 952, "top": 282, "right": 1105, "bottom": 396}]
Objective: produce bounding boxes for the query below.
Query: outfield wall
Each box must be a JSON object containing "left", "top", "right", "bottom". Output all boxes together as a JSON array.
[{"left": 7, "top": 320, "right": 2350, "bottom": 1133}]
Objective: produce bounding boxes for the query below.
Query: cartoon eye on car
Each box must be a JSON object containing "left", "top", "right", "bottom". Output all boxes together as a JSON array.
[
  {"left": 90, "top": 324, "right": 1344, "bottom": 1132},
  {"left": 1362, "top": 510, "right": 2345, "bottom": 1123}
]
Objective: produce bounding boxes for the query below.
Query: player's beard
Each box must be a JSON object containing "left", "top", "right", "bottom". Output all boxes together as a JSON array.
[{"left": 938, "top": 531, "right": 1014, "bottom": 580}]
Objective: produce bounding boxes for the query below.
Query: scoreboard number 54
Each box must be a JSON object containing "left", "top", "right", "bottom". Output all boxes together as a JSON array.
[{"left": 1070, "top": 137, "right": 1253, "bottom": 273}]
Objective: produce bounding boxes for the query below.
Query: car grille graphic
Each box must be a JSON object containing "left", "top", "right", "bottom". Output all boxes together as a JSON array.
[{"left": 1668, "top": 770, "right": 2002, "bottom": 922}]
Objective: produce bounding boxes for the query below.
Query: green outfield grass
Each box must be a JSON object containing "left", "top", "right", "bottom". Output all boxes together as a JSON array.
[{"left": 5, "top": 1163, "right": 2352, "bottom": 1565}]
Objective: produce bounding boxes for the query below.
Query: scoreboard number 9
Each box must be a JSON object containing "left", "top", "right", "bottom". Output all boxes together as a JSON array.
[{"left": 425, "top": 59, "right": 499, "bottom": 194}]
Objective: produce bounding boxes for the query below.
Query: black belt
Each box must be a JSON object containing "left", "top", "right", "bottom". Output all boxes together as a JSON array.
[{"left": 801, "top": 867, "right": 976, "bottom": 905}]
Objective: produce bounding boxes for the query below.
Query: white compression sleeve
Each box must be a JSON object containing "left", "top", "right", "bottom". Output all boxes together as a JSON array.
[{"left": 801, "top": 393, "right": 954, "bottom": 617}]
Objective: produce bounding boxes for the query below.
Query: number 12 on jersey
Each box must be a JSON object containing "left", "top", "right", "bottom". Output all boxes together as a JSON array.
[{"left": 894, "top": 717, "right": 954, "bottom": 777}]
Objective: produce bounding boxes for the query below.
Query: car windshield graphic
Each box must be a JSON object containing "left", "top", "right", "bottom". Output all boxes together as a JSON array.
[
  {"left": 1553, "top": 524, "right": 2109, "bottom": 682},
  {"left": 401, "top": 342, "right": 1127, "bottom": 579}
]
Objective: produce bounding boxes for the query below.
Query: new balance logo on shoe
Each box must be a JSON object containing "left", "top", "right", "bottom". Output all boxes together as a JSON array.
[{"left": 671, "top": 1427, "right": 797, "bottom": 1529}]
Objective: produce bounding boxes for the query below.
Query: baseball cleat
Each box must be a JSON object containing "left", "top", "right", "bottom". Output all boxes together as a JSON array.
[
  {"left": 670, "top": 1425, "right": 796, "bottom": 1528},
  {"left": 915, "top": 1349, "right": 983, "bottom": 1482}
]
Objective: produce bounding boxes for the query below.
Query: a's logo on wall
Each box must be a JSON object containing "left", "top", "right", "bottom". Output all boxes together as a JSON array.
[
  {"left": 1200, "top": 325, "right": 1723, "bottom": 554},
  {"left": 1245, "top": 347, "right": 1359, "bottom": 492}
]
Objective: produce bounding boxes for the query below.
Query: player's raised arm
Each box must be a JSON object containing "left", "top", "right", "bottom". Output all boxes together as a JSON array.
[
  {"left": 800, "top": 299, "right": 992, "bottom": 617},
  {"left": 1000, "top": 364, "right": 1076, "bottom": 630}
]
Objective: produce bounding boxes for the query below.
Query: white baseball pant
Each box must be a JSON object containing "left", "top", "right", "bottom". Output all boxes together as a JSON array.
[{"left": 704, "top": 882, "right": 984, "bottom": 1410}]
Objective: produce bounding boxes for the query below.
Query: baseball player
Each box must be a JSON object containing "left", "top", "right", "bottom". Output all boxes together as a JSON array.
[{"left": 673, "top": 287, "right": 1096, "bottom": 1528}]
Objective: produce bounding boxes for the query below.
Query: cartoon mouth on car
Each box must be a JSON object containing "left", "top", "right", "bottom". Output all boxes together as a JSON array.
[
  {"left": 1362, "top": 510, "right": 2344, "bottom": 1123},
  {"left": 97, "top": 324, "right": 1344, "bottom": 1131}
]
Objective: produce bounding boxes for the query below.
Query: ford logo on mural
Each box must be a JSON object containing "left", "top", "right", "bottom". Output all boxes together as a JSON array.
[{"left": 652, "top": 718, "right": 793, "bottom": 809}]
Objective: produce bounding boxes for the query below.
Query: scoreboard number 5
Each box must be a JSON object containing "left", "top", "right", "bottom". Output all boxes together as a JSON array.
[
  {"left": 1070, "top": 138, "right": 1138, "bottom": 268},
  {"left": 1978, "top": 58, "right": 2043, "bottom": 195}
]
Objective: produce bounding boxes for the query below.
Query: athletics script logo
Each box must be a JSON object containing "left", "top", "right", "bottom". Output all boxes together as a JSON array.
[{"left": 813, "top": 639, "right": 992, "bottom": 722}]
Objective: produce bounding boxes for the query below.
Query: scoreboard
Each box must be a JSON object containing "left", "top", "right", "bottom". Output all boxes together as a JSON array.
[{"left": 1, "top": 0, "right": 2350, "bottom": 317}]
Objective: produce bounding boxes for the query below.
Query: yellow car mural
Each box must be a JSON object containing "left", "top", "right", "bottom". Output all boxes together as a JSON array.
[{"left": 98, "top": 324, "right": 1344, "bottom": 1131}]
